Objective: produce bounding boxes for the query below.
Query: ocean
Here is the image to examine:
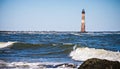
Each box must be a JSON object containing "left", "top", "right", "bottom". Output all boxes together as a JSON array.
[{"left": 0, "top": 31, "right": 120, "bottom": 69}]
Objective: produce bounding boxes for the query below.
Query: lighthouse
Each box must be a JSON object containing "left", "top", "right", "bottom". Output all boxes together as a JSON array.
[{"left": 81, "top": 9, "right": 86, "bottom": 32}]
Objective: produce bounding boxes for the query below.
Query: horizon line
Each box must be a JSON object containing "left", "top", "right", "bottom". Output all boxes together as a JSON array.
[{"left": 0, "top": 30, "right": 120, "bottom": 32}]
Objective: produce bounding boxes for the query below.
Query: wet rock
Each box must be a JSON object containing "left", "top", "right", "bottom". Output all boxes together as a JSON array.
[{"left": 78, "top": 58, "right": 120, "bottom": 69}]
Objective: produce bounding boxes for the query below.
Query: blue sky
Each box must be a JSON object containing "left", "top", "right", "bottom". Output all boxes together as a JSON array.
[{"left": 0, "top": 0, "right": 120, "bottom": 31}]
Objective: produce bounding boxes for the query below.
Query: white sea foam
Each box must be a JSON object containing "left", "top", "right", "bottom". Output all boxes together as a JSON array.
[
  {"left": 70, "top": 33, "right": 83, "bottom": 36},
  {"left": 70, "top": 47, "right": 120, "bottom": 62},
  {"left": 0, "top": 42, "right": 15, "bottom": 48},
  {"left": 3, "top": 61, "right": 77, "bottom": 69},
  {"left": 63, "top": 43, "right": 73, "bottom": 45}
]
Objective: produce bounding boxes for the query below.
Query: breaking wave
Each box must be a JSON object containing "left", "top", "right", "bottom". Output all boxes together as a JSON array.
[
  {"left": 1, "top": 42, "right": 120, "bottom": 63},
  {"left": 0, "top": 42, "right": 74, "bottom": 55},
  {"left": 0, "top": 60, "right": 78, "bottom": 69},
  {"left": 0, "top": 42, "right": 15, "bottom": 48},
  {"left": 69, "top": 47, "right": 120, "bottom": 62},
  {"left": 0, "top": 42, "right": 74, "bottom": 49}
]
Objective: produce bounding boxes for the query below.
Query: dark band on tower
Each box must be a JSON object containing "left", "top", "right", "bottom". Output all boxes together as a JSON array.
[{"left": 81, "top": 9, "right": 85, "bottom": 32}]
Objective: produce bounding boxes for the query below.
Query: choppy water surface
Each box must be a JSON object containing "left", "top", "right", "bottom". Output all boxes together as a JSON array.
[{"left": 0, "top": 31, "right": 120, "bottom": 69}]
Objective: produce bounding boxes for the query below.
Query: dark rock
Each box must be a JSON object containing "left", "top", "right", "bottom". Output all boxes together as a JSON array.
[{"left": 78, "top": 58, "right": 120, "bottom": 69}]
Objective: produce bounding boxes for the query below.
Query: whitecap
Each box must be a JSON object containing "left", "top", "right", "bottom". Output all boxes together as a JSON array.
[
  {"left": 0, "top": 42, "right": 16, "bottom": 48},
  {"left": 69, "top": 47, "right": 120, "bottom": 62},
  {"left": 4, "top": 61, "right": 77, "bottom": 69}
]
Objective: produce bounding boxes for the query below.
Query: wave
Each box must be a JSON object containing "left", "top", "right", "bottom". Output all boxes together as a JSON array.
[
  {"left": 0, "top": 42, "right": 15, "bottom": 48},
  {"left": 0, "top": 60, "right": 78, "bottom": 69},
  {"left": 69, "top": 47, "right": 120, "bottom": 62},
  {"left": 0, "top": 42, "right": 74, "bottom": 52}
]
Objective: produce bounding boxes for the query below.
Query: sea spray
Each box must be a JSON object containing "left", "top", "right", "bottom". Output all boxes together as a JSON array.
[
  {"left": 70, "top": 47, "right": 120, "bottom": 62},
  {"left": 73, "top": 45, "right": 77, "bottom": 51}
]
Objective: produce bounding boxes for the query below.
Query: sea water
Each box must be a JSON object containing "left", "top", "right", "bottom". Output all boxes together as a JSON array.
[{"left": 0, "top": 31, "right": 120, "bottom": 69}]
